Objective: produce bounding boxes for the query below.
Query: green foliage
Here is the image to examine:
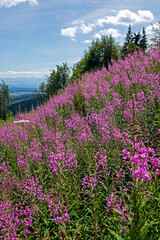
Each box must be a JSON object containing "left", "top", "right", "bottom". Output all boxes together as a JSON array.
[
  {"left": 0, "top": 80, "right": 10, "bottom": 120},
  {"left": 1, "top": 36, "right": 160, "bottom": 240},
  {"left": 140, "top": 27, "right": 147, "bottom": 51},
  {"left": 45, "top": 62, "right": 70, "bottom": 98},
  {"left": 121, "top": 25, "right": 147, "bottom": 56},
  {"left": 72, "top": 57, "right": 87, "bottom": 81},
  {"left": 72, "top": 35, "right": 120, "bottom": 80},
  {"left": 121, "top": 25, "right": 133, "bottom": 56},
  {"left": 73, "top": 92, "right": 86, "bottom": 116}
]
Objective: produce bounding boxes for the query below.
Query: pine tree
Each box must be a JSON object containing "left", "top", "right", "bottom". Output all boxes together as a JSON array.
[
  {"left": 121, "top": 25, "right": 133, "bottom": 55},
  {"left": 133, "top": 32, "right": 141, "bottom": 46},
  {"left": 0, "top": 80, "right": 10, "bottom": 120},
  {"left": 140, "top": 27, "right": 147, "bottom": 51}
]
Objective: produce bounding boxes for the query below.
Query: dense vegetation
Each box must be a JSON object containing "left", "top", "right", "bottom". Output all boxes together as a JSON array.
[
  {"left": 39, "top": 25, "right": 149, "bottom": 99},
  {"left": 0, "top": 24, "right": 159, "bottom": 120},
  {"left": 0, "top": 47, "right": 159, "bottom": 239}
]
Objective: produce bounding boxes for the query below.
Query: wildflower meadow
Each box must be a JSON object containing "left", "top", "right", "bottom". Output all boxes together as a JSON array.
[{"left": 0, "top": 48, "right": 160, "bottom": 239}]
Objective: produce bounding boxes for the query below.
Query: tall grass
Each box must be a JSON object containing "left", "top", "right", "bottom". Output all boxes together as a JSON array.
[{"left": 0, "top": 48, "right": 160, "bottom": 239}]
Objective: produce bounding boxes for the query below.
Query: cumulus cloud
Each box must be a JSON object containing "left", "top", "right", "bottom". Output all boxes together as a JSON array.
[
  {"left": 61, "top": 26, "right": 77, "bottom": 38},
  {"left": 97, "top": 9, "right": 154, "bottom": 27},
  {"left": 82, "top": 39, "right": 92, "bottom": 44},
  {"left": 61, "top": 23, "right": 95, "bottom": 38},
  {"left": 0, "top": 70, "right": 49, "bottom": 78},
  {"left": 138, "top": 10, "right": 154, "bottom": 22},
  {"left": 80, "top": 23, "right": 95, "bottom": 34},
  {"left": 61, "top": 9, "right": 154, "bottom": 40},
  {"left": 146, "top": 23, "right": 159, "bottom": 35},
  {"left": 72, "top": 19, "right": 84, "bottom": 25},
  {"left": 0, "top": 0, "right": 38, "bottom": 7},
  {"left": 94, "top": 28, "right": 123, "bottom": 39}
]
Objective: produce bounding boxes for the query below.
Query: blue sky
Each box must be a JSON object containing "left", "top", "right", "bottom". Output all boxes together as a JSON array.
[{"left": 0, "top": 0, "right": 159, "bottom": 85}]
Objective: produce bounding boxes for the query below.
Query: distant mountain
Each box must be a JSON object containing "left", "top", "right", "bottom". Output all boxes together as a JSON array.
[{"left": 3, "top": 77, "right": 47, "bottom": 88}]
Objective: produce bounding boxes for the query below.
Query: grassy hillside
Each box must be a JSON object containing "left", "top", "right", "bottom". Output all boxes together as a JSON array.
[{"left": 0, "top": 49, "right": 160, "bottom": 239}]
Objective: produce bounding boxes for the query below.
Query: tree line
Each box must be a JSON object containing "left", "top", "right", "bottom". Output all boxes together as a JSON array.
[
  {"left": 0, "top": 23, "right": 160, "bottom": 120},
  {"left": 38, "top": 24, "right": 160, "bottom": 100}
]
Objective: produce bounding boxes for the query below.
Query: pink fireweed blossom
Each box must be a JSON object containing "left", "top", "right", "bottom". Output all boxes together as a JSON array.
[
  {"left": 82, "top": 176, "right": 97, "bottom": 191},
  {"left": 94, "top": 151, "right": 108, "bottom": 173},
  {"left": 122, "top": 149, "right": 130, "bottom": 160},
  {"left": 50, "top": 204, "right": 70, "bottom": 225},
  {"left": 123, "top": 147, "right": 160, "bottom": 182},
  {"left": 49, "top": 151, "right": 78, "bottom": 175}
]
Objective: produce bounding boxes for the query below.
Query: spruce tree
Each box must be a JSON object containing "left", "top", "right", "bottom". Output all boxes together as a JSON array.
[
  {"left": 133, "top": 31, "right": 141, "bottom": 46},
  {"left": 0, "top": 80, "right": 10, "bottom": 120},
  {"left": 140, "top": 27, "right": 147, "bottom": 51},
  {"left": 121, "top": 25, "right": 133, "bottom": 55}
]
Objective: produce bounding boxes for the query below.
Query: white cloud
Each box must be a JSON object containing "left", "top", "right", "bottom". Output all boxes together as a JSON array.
[
  {"left": 82, "top": 39, "right": 92, "bottom": 44},
  {"left": 80, "top": 23, "right": 95, "bottom": 34},
  {"left": 61, "top": 26, "right": 77, "bottom": 38},
  {"left": 146, "top": 23, "right": 159, "bottom": 35},
  {"left": 93, "top": 28, "right": 123, "bottom": 39},
  {"left": 0, "top": 0, "right": 38, "bottom": 7},
  {"left": 60, "top": 9, "right": 154, "bottom": 40},
  {"left": 97, "top": 9, "right": 154, "bottom": 27},
  {"left": 0, "top": 70, "right": 49, "bottom": 78},
  {"left": 72, "top": 19, "right": 84, "bottom": 25},
  {"left": 61, "top": 23, "right": 95, "bottom": 38},
  {"left": 138, "top": 10, "right": 154, "bottom": 22}
]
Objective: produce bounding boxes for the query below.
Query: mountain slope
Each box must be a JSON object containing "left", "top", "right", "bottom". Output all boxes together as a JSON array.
[{"left": 0, "top": 48, "right": 160, "bottom": 239}]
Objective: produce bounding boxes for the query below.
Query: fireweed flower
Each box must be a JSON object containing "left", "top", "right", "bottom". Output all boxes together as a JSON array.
[
  {"left": 123, "top": 147, "right": 160, "bottom": 182},
  {"left": 82, "top": 176, "right": 97, "bottom": 191},
  {"left": 122, "top": 149, "right": 130, "bottom": 160}
]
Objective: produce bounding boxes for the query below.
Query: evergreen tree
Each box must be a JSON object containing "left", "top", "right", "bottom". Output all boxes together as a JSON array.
[
  {"left": 38, "top": 82, "right": 46, "bottom": 103},
  {"left": 121, "top": 25, "right": 133, "bottom": 55},
  {"left": 122, "top": 26, "right": 148, "bottom": 55},
  {"left": 0, "top": 80, "right": 10, "bottom": 120},
  {"left": 45, "top": 62, "right": 70, "bottom": 98},
  {"left": 133, "top": 31, "right": 141, "bottom": 46},
  {"left": 140, "top": 27, "right": 147, "bottom": 51}
]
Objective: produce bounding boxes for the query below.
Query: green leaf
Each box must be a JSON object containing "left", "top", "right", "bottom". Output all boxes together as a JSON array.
[
  {"left": 139, "top": 197, "right": 149, "bottom": 210},
  {"left": 107, "top": 228, "right": 124, "bottom": 240},
  {"left": 140, "top": 220, "right": 160, "bottom": 238}
]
